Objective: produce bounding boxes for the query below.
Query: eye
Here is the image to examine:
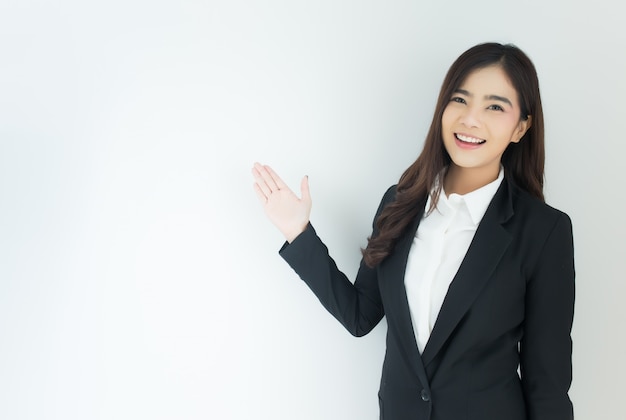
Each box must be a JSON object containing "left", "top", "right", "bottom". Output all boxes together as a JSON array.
[
  {"left": 487, "top": 104, "right": 504, "bottom": 111},
  {"left": 450, "top": 96, "right": 466, "bottom": 104}
]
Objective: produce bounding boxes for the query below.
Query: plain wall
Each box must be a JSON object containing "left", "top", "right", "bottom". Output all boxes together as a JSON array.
[{"left": 1, "top": 1, "right": 624, "bottom": 419}]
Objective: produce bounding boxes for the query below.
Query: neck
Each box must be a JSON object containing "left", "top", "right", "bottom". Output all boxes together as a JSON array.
[{"left": 444, "top": 164, "right": 500, "bottom": 196}]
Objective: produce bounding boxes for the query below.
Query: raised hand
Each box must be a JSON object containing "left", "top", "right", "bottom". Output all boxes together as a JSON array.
[{"left": 252, "top": 162, "right": 312, "bottom": 243}]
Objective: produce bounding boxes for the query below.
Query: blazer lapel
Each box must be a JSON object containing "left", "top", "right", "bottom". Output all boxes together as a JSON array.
[
  {"left": 380, "top": 201, "right": 431, "bottom": 390},
  {"left": 420, "top": 178, "right": 515, "bottom": 367}
]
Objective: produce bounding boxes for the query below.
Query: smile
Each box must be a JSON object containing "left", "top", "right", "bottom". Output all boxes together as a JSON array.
[{"left": 455, "top": 133, "right": 486, "bottom": 144}]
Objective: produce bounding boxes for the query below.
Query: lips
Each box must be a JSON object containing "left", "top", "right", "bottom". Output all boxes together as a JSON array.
[{"left": 455, "top": 133, "right": 486, "bottom": 144}]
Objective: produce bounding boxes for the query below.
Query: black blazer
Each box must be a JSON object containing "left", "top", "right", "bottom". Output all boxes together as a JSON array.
[{"left": 280, "top": 176, "right": 575, "bottom": 420}]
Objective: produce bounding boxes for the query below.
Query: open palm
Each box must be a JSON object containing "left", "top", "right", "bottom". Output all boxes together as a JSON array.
[{"left": 252, "top": 162, "right": 312, "bottom": 243}]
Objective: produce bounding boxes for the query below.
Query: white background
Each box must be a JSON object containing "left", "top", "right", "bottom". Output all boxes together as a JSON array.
[{"left": 1, "top": 1, "right": 624, "bottom": 419}]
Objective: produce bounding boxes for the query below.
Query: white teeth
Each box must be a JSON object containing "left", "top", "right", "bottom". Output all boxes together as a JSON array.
[{"left": 456, "top": 134, "right": 485, "bottom": 144}]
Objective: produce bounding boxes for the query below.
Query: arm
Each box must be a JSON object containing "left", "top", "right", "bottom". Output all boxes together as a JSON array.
[
  {"left": 520, "top": 213, "right": 575, "bottom": 420},
  {"left": 278, "top": 186, "right": 395, "bottom": 336},
  {"left": 279, "top": 222, "right": 384, "bottom": 337},
  {"left": 251, "top": 161, "right": 391, "bottom": 336}
]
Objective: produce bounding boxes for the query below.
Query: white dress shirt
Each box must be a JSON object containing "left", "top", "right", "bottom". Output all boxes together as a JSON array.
[{"left": 404, "top": 167, "right": 504, "bottom": 354}]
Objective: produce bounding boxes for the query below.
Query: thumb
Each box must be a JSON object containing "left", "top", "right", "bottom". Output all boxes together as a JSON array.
[{"left": 300, "top": 175, "right": 311, "bottom": 203}]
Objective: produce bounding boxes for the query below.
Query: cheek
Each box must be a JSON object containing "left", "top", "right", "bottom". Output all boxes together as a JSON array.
[
  {"left": 441, "top": 106, "right": 455, "bottom": 129},
  {"left": 488, "top": 116, "right": 519, "bottom": 139}
]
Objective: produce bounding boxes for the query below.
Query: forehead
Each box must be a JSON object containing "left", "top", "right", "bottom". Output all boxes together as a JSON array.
[{"left": 458, "top": 65, "right": 518, "bottom": 101}]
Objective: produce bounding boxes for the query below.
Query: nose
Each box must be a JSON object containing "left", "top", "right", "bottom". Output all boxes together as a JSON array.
[{"left": 459, "top": 105, "right": 481, "bottom": 128}]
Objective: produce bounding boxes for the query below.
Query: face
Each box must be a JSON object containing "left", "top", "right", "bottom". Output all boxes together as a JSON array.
[{"left": 441, "top": 65, "right": 531, "bottom": 181}]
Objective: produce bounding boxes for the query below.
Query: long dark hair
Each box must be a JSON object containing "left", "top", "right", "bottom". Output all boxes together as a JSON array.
[{"left": 362, "top": 42, "right": 545, "bottom": 268}]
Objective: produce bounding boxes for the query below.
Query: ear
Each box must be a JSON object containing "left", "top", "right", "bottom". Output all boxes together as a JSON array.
[{"left": 511, "top": 115, "right": 532, "bottom": 143}]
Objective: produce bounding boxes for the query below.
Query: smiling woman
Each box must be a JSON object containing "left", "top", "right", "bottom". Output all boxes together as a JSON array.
[
  {"left": 441, "top": 65, "right": 532, "bottom": 195},
  {"left": 252, "top": 43, "right": 574, "bottom": 420}
]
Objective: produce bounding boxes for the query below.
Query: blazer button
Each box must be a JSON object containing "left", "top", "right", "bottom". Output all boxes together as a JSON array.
[{"left": 420, "top": 389, "right": 430, "bottom": 402}]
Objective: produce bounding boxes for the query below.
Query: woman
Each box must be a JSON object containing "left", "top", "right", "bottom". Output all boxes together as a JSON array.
[{"left": 251, "top": 42, "right": 575, "bottom": 420}]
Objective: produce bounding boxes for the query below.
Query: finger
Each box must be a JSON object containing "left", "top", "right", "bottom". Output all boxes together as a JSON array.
[
  {"left": 251, "top": 165, "right": 272, "bottom": 197},
  {"left": 264, "top": 165, "right": 289, "bottom": 191},
  {"left": 300, "top": 175, "right": 311, "bottom": 203},
  {"left": 254, "top": 163, "right": 281, "bottom": 193},
  {"left": 253, "top": 182, "right": 268, "bottom": 204}
]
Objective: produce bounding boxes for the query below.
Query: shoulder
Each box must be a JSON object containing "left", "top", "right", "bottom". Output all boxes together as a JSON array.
[
  {"left": 381, "top": 184, "right": 398, "bottom": 204},
  {"left": 367, "top": 185, "right": 399, "bottom": 230},
  {"left": 504, "top": 182, "right": 575, "bottom": 279},
  {"left": 508, "top": 181, "right": 573, "bottom": 234},
  {"left": 376, "top": 184, "right": 401, "bottom": 214}
]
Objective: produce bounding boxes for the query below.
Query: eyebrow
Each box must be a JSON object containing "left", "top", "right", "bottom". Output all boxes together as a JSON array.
[{"left": 454, "top": 88, "right": 513, "bottom": 107}]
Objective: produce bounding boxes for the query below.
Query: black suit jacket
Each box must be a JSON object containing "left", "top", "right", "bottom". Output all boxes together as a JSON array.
[{"left": 280, "top": 176, "right": 575, "bottom": 420}]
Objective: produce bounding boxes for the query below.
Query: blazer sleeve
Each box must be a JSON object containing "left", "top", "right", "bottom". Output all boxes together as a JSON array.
[
  {"left": 278, "top": 186, "right": 396, "bottom": 337},
  {"left": 520, "top": 212, "right": 575, "bottom": 420}
]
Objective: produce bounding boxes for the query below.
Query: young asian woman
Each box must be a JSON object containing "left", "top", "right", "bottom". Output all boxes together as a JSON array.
[{"left": 251, "top": 42, "right": 575, "bottom": 420}]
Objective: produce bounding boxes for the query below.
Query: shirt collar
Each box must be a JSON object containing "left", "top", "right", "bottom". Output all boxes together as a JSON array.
[{"left": 442, "top": 166, "right": 504, "bottom": 225}]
